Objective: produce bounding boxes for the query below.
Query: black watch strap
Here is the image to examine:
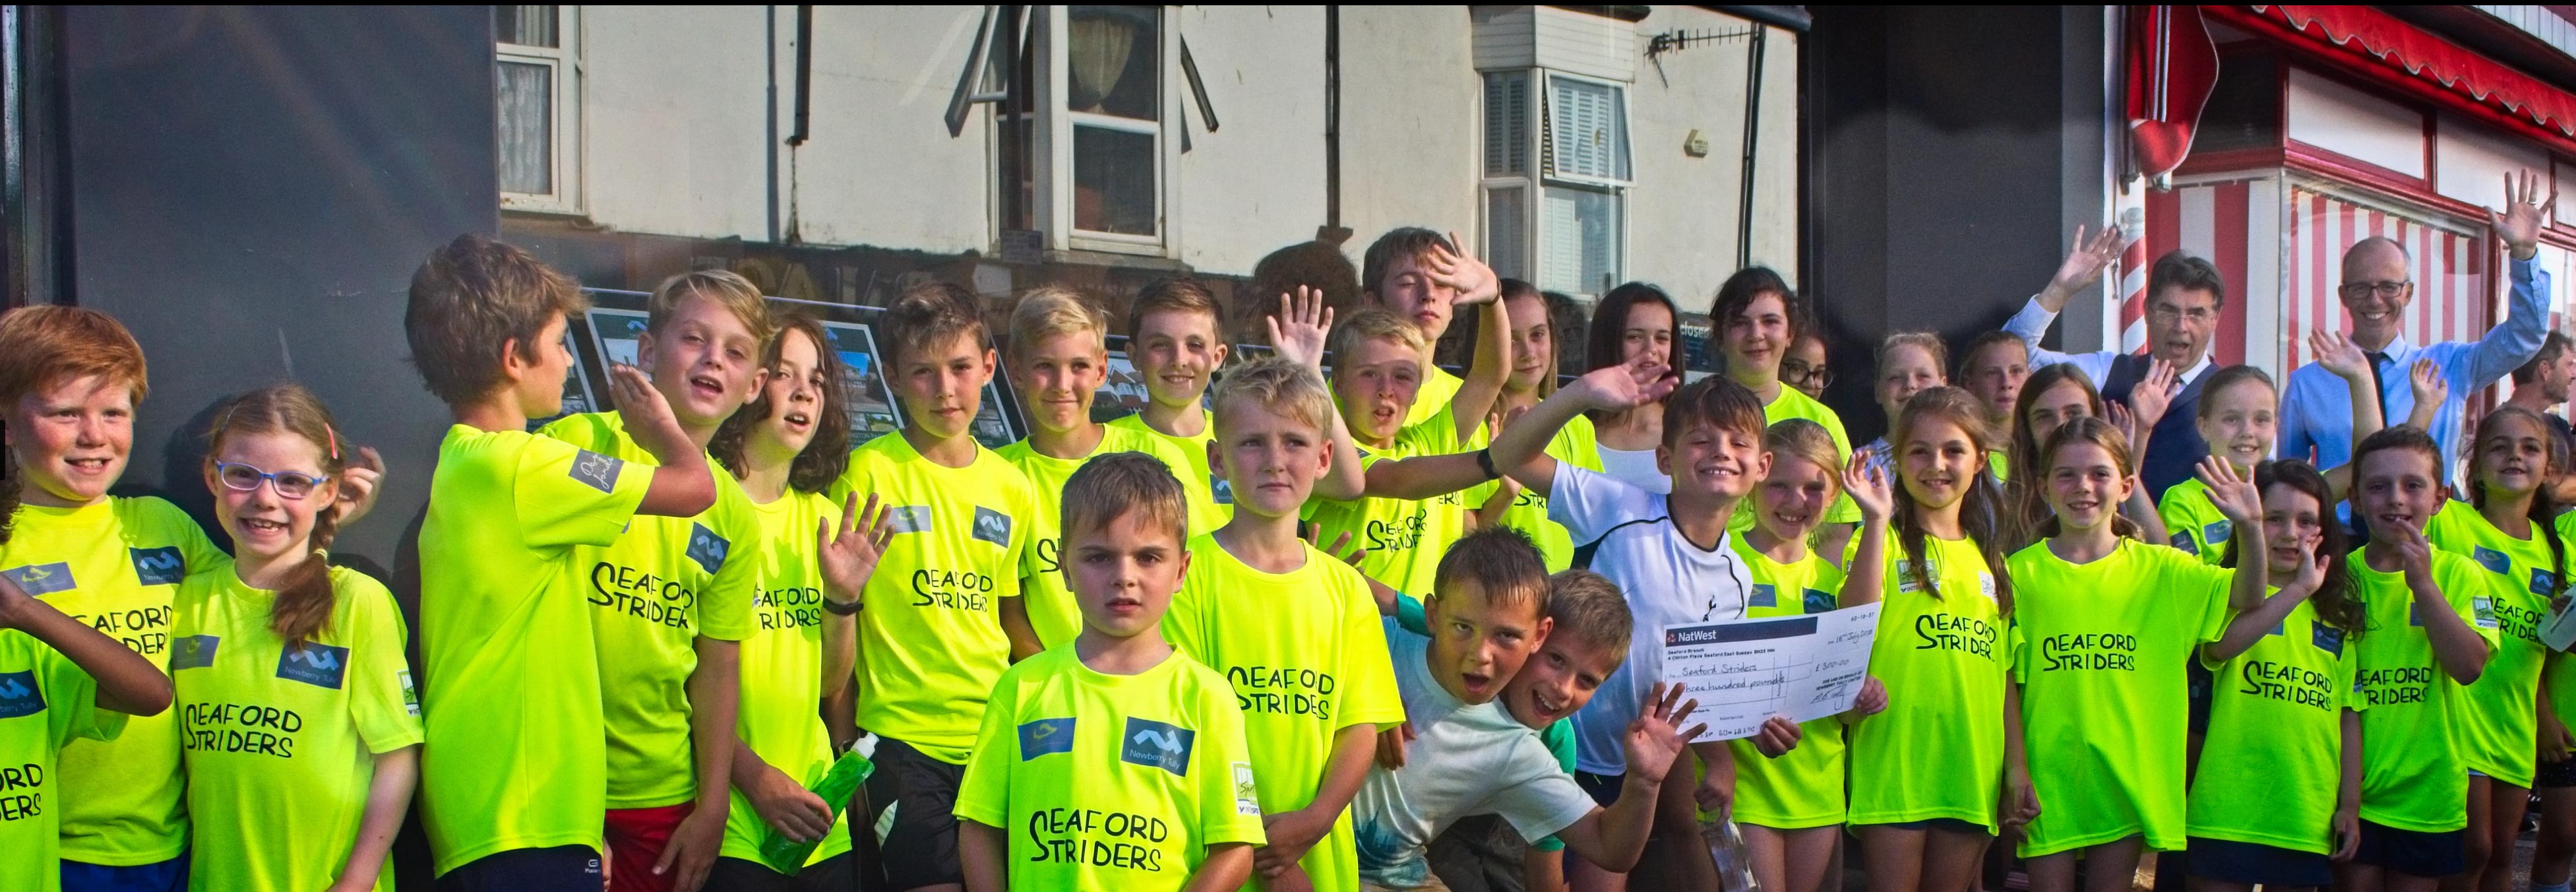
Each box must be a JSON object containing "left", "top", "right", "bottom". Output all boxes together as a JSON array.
[{"left": 822, "top": 596, "right": 862, "bottom": 616}]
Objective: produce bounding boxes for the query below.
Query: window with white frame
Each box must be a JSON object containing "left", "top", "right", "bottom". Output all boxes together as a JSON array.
[
  {"left": 979, "top": 5, "right": 1180, "bottom": 255},
  {"left": 1485, "top": 70, "right": 1629, "bottom": 298},
  {"left": 497, "top": 5, "right": 582, "bottom": 213}
]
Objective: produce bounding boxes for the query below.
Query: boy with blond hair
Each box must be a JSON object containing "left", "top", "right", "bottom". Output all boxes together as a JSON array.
[
  {"left": 538, "top": 269, "right": 774, "bottom": 890},
  {"left": 1353, "top": 530, "right": 1702, "bottom": 891},
  {"left": 1163, "top": 352, "right": 1405, "bottom": 892},
  {"left": 956, "top": 453, "right": 1266, "bottom": 892},
  {"left": 406, "top": 234, "right": 718, "bottom": 886},
  {"left": 0, "top": 305, "right": 272, "bottom": 892},
  {"left": 833, "top": 282, "right": 1041, "bottom": 892},
  {"left": 999, "top": 286, "right": 1206, "bottom": 651}
]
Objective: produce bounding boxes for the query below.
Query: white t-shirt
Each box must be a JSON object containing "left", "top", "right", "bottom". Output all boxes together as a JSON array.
[
  {"left": 1354, "top": 620, "right": 1597, "bottom": 889},
  {"left": 1595, "top": 445, "right": 1672, "bottom": 494},
  {"left": 1549, "top": 464, "right": 1756, "bottom": 775}
]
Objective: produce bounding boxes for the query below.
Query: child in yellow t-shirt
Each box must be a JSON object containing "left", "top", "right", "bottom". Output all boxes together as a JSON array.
[
  {"left": 404, "top": 235, "right": 716, "bottom": 885},
  {"left": 537, "top": 270, "right": 773, "bottom": 889},
  {"left": 1303, "top": 306, "right": 1502, "bottom": 608},
  {"left": 956, "top": 453, "right": 1266, "bottom": 892},
  {"left": 1000, "top": 288, "right": 1211, "bottom": 651},
  {"left": 1107, "top": 277, "right": 1239, "bottom": 527},
  {"left": 704, "top": 313, "right": 894, "bottom": 889},
  {"left": 173, "top": 385, "right": 421, "bottom": 892},
  {"left": 831, "top": 282, "right": 1040, "bottom": 891},
  {"left": 1163, "top": 352, "right": 1403, "bottom": 892}
]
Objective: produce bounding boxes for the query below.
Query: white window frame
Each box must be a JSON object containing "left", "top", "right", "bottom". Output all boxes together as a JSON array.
[
  {"left": 1026, "top": 4, "right": 1182, "bottom": 258},
  {"left": 1483, "top": 67, "right": 1632, "bottom": 299},
  {"left": 498, "top": 5, "right": 584, "bottom": 215}
]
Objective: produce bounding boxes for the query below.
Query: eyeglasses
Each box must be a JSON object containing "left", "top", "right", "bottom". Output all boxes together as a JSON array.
[
  {"left": 214, "top": 462, "right": 330, "bottom": 499},
  {"left": 2339, "top": 280, "right": 2410, "bottom": 300},
  {"left": 2146, "top": 305, "right": 2218, "bottom": 324},
  {"left": 1781, "top": 358, "right": 1833, "bottom": 389}
]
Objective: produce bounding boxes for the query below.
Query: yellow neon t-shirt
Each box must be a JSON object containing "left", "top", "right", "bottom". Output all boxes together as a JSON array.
[
  {"left": 830, "top": 432, "right": 1038, "bottom": 764},
  {"left": 2351, "top": 548, "right": 2501, "bottom": 833},
  {"left": 1163, "top": 535, "right": 1407, "bottom": 892},
  {"left": 721, "top": 489, "right": 853, "bottom": 868},
  {"left": 1726, "top": 537, "right": 1849, "bottom": 829},
  {"left": 2006, "top": 539, "right": 2231, "bottom": 856},
  {"left": 2550, "top": 513, "right": 2576, "bottom": 736},
  {"left": 1733, "top": 389, "right": 1862, "bottom": 534},
  {"left": 173, "top": 561, "right": 423, "bottom": 892},
  {"left": 1405, "top": 367, "right": 1465, "bottom": 429},
  {"left": 2187, "top": 592, "right": 2362, "bottom": 855},
  {"left": 1109, "top": 410, "right": 1233, "bottom": 530},
  {"left": 954, "top": 647, "right": 1266, "bottom": 892},
  {"left": 418, "top": 424, "right": 652, "bottom": 874},
  {"left": 1303, "top": 406, "right": 1469, "bottom": 602},
  {"left": 1496, "top": 414, "right": 1602, "bottom": 573},
  {"left": 2426, "top": 501, "right": 2557, "bottom": 787},
  {"left": 539, "top": 412, "right": 760, "bottom": 808},
  {"left": 1, "top": 495, "right": 222, "bottom": 865},
  {"left": 0, "top": 628, "right": 124, "bottom": 892},
  {"left": 1845, "top": 534, "right": 2007, "bottom": 831},
  {"left": 1001, "top": 424, "right": 1210, "bottom": 647},
  {"left": 2157, "top": 478, "right": 2234, "bottom": 566}
]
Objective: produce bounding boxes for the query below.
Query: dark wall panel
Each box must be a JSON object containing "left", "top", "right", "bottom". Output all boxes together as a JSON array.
[{"left": 63, "top": 5, "right": 497, "bottom": 573}]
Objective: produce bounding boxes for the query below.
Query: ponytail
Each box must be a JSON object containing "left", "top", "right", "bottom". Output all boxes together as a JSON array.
[{"left": 204, "top": 385, "right": 348, "bottom": 646}]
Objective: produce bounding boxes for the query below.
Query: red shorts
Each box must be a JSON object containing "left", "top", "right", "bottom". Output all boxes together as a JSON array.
[{"left": 604, "top": 802, "right": 694, "bottom": 892}]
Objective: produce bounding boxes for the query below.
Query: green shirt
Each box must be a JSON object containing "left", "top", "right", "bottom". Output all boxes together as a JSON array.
[
  {"left": 0, "top": 628, "right": 123, "bottom": 892},
  {"left": 954, "top": 648, "right": 1266, "bottom": 891},
  {"left": 1, "top": 497, "right": 223, "bottom": 865},
  {"left": 1845, "top": 535, "right": 2007, "bottom": 831},
  {"left": 1163, "top": 536, "right": 1407, "bottom": 892},
  {"left": 539, "top": 412, "right": 760, "bottom": 808},
  {"left": 1109, "top": 410, "right": 1233, "bottom": 532},
  {"left": 1304, "top": 406, "right": 1469, "bottom": 602},
  {"left": 1000, "top": 424, "right": 1210, "bottom": 647},
  {"left": 418, "top": 424, "right": 653, "bottom": 874},
  {"left": 2187, "top": 592, "right": 2360, "bottom": 855},
  {"left": 2351, "top": 548, "right": 2501, "bottom": 833},
  {"left": 1727, "top": 537, "right": 1850, "bottom": 829},
  {"left": 2157, "top": 478, "right": 2233, "bottom": 566},
  {"left": 2006, "top": 539, "right": 2231, "bottom": 856},
  {"left": 721, "top": 490, "right": 854, "bottom": 867},
  {"left": 174, "top": 562, "right": 422, "bottom": 892},
  {"left": 2426, "top": 501, "right": 2557, "bottom": 786}
]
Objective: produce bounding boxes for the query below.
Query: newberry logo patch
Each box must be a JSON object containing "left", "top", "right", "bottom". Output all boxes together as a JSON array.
[
  {"left": 0, "top": 672, "right": 42, "bottom": 718},
  {"left": 130, "top": 546, "right": 185, "bottom": 586},
  {"left": 278, "top": 641, "right": 351, "bottom": 689},
  {"left": 972, "top": 507, "right": 1013, "bottom": 546},
  {"left": 685, "top": 523, "right": 731, "bottom": 574},
  {"left": 1121, "top": 717, "right": 1194, "bottom": 776}
]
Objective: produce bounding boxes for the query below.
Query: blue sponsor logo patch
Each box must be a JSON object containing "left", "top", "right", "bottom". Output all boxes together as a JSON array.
[
  {"left": 569, "top": 449, "right": 624, "bottom": 493},
  {"left": 1120, "top": 717, "right": 1195, "bottom": 776},
  {"left": 1802, "top": 589, "right": 1837, "bottom": 614},
  {"left": 277, "top": 641, "right": 350, "bottom": 689},
  {"left": 0, "top": 671, "right": 42, "bottom": 718},
  {"left": 1749, "top": 584, "right": 1777, "bottom": 609},
  {"left": 2204, "top": 521, "right": 2232, "bottom": 545},
  {"left": 1018, "top": 717, "right": 1076, "bottom": 760},
  {"left": 2536, "top": 569, "right": 2563, "bottom": 596},
  {"left": 171, "top": 635, "right": 220, "bottom": 670},
  {"left": 3, "top": 562, "right": 74, "bottom": 595},
  {"left": 2170, "top": 532, "right": 2198, "bottom": 554},
  {"left": 972, "top": 507, "right": 1013, "bottom": 546},
  {"left": 129, "top": 546, "right": 185, "bottom": 586},
  {"left": 685, "top": 523, "right": 730, "bottom": 575},
  {"left": 2474, "top": 546, "right": 2512, "bottom": 576},
  {"left": 2313, "top": 623, "right": 2345, "bottom": 656}
]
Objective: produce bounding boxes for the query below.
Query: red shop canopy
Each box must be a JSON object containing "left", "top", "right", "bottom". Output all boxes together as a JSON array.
[{"left": 2214, "top": 5, "right": 2576, "bottom": 151}]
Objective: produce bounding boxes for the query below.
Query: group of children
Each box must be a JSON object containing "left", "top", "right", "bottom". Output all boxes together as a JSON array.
[{"left": 0, "top": 217, "right": 2572, "bottom": 892}]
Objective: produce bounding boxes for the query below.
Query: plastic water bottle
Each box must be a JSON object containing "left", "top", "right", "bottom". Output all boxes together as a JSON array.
[
  {"left": 1703, "top": 816, "right": 1762, "bottom": 892},
  {"left": 758, "top": 750, "right": 876, "bottom": 874}
]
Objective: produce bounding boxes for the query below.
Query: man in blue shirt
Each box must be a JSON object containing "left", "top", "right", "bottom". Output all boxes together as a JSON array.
[
  {"left": 2279, "top": 171, "right": 2556, "bottom": 488},
  {"left": 2002, "top": 227, "right": 2223, "bottom": 500}
]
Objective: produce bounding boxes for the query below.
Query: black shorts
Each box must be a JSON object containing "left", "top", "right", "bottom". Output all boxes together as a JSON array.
[
  {"left": 2185, "top": 836, "right": 2333, "bottom": 887},
  {"left": 2352, "top": 819, "right": 2465, "bottom": 878},
  {"left": 704, "top": 854, "right": 853, "bottom": 892},
  {"left": 863, "top": 738, "right": 966, "bottom": 890},
  {"left": 437, "top": 845, "right": 603, "bottom": 892},
  {"left": 2538, "top": 756, "right": 2576, "bottom": 789},
  {"left": 1574, "top": 771, "right": 1624, "bottom": 808}
]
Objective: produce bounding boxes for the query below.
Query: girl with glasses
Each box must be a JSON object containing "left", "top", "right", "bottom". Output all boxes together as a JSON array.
[{"left": 171, "top": 384, "right": 419, "bottom": 892}]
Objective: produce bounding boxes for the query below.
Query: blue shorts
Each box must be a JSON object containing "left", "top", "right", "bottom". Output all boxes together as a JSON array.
[
  {"left": 61, "top": 856, "right": 188, "bottom": 892},
  {"left": 1575, "top": 770, "right": 1624, "bottom": 808},
  {"left": 2352, "top": 819, "right": 2465, "bottom": 878},
  {"left": 2185, "top": 837, "right": 2333, "bottom": 887}
]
